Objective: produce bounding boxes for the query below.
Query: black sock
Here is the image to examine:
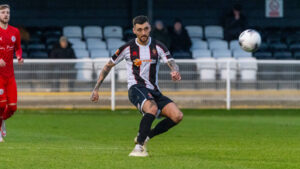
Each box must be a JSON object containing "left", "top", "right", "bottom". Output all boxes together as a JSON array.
[
  {"left": 148, "top": 118, "right": 177, "bottom": 139},
  {"left": 137, "top": 113, "right": 155, "bottom": 145}
]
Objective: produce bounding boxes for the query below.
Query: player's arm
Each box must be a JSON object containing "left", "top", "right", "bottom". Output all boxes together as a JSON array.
[
  {"left": 167, "top": 59, "right": 181, "bottom": 81},
  {"left": 15, "top": 29, "right": 23, "bottom": 64},
  {"left": 90, "top": 60, "right": 115, "bottom": 102}
]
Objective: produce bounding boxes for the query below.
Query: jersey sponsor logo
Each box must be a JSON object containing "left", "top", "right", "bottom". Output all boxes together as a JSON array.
[
  {"left": 0, "top": 37, "right": 2, "bottom": 41},
  {"left": 0, "top": 46, "right": 4, "bottom": 50},
  {"left": 11, "top": 36, "right": 16, "bottom": 42},
  {"left": 133, "top": 59, "right": 156, "bottom": 67},
  {"left": 0, "top": 89, "right": 4, "bottom": 95},
  {"left": 133, "top": 59, "right": 142, "bottom": 67}
]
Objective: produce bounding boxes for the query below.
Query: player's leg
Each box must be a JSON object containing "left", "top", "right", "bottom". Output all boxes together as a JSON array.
[
  {"left": 0, "top": 77, "right": 7, "bottom": 142},
  {"left": 148, "top": 96, "right": 183, "bottom": 139},
  {"left": 128, "top": 85, "right": 157, "bottom": 157},
  {"left": 3, "top": 77, "right": 17, "bottom": 120}
]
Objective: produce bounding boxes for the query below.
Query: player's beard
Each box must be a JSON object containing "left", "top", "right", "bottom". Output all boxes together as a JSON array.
[
  {"left": 139, "top": 35, "right": 149, "bottom": 43},
  {"left": 0, "top": 17, "right": 9, "bottom": 25}
]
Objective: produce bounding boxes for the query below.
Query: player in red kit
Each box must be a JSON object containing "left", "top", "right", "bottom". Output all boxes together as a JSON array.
[{"left": 0, "top": 4, "right": 23, "bottom": 142}]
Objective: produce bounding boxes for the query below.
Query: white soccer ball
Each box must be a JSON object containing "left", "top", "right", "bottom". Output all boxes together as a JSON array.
[{"left": 239, "top": 29, "right": 261, "bottom": 52}]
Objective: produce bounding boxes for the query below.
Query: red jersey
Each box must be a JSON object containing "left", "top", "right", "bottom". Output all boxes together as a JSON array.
[{"left": 0, "top": 25, "right": 22, "bottom": 78}]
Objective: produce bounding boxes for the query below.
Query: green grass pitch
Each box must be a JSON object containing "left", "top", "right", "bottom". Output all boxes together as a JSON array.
[{"left": 1, "top": 109, "right": 300, "bottom": 169}]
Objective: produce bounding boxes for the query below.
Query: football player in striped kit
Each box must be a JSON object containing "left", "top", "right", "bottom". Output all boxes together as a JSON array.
[{"left": 91, "top": 15, "right": 183, "bottom": 157}]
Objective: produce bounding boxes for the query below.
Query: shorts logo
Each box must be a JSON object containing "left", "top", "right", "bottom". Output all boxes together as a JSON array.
[
  {"left": 148, "top": 93, "right": 153, "bottom": 99},
  {"left": 0, "top": 89, "right": 4, "bottom": 95},
  {"left": 152, "top": 49, "right": 157, "bottom": 55},
  {"left": 11, "top": 36, "right": 16, "bottom": 42}
]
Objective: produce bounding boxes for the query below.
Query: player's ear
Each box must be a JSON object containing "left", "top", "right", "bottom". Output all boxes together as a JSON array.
[{"left": 132, "top": 26, "right": 136, "bottom": 35}]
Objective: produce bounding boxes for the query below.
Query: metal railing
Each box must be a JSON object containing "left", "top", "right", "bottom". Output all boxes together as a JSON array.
[{"left": 13, "top": 58, "right": 300, "bottom": 109}]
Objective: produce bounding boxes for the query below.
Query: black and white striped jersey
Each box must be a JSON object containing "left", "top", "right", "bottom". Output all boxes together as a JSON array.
[{"left": 111, "top": 37, "right": 173, "bottom": 90}]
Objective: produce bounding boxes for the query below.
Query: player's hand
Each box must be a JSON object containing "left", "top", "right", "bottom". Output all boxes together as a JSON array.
[
  {"left": 17, "top": 57, "right": 24, "bottom": 64},
  {"left": 90, "top": 90, "right": 99, "bottom": 103},
  {"left": 0, "top": 59, "right": 6, "bottom": 67},
  {"left": 170, "top": 71, "right": 181, "bottom": 81}
]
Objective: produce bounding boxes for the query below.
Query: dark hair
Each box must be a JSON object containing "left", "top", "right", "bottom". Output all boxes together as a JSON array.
[{"left": 132, "top": 15, "right": 149, "bottom": 26}]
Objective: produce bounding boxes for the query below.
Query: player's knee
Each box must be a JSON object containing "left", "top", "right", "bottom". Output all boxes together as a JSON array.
[{"left": 174, "top": 111, "right": 183, "bottom": 123}]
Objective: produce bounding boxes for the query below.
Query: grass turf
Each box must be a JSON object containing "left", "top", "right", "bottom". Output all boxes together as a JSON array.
[{"left": 1, "top": 109, "right": 300, "bottom": 169}]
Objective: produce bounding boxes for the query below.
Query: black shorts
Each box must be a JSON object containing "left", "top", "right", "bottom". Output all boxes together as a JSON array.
[{"left": 128, "top": 84, "right": 173, "bottom": 116}]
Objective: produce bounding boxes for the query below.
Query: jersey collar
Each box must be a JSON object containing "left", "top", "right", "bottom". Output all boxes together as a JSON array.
[{"left": 135, "top": 37, "right": 151, "bottom": 47}]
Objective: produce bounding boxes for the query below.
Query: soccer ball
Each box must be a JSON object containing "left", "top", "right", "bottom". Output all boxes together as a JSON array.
[{"left": 239, "top": 29, "right": 261, "bottom": 52}]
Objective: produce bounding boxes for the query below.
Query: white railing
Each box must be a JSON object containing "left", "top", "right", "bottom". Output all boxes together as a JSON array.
[{"left": 13, "top": 59, "right": 300, "bottom": 109}]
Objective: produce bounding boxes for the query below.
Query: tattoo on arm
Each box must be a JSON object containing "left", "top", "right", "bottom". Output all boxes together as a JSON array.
[
  {"left": 93, "top": 60, "right": 115, "bottom": 91},
  {"left": 167, "top": 60, "right": 179, "bottom": 72}
]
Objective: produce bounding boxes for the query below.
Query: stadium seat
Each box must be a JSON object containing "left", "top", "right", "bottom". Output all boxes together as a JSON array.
[
  {"left": 286, "top": 34, "right": 300, "bottom": 44},
  {"left": 75, "top": 58, "right": 93, "bottom": 81},
  {"left": 258, "top": 42, "right": 269, "bottom": 51},
  {"left": 71, "top": 40, "right": 86, "bottom": 49},
  {"left": 90, "top": 49, "right": 110, "bottom": 58},
  {"left": 191, "top": 39, "right": 208, "bottom": 50},
  {"left": 83, "top": 26, "right": 103, "bottom": 39},
  {"left": 106, "top": 39, "right": 125, "bottom": 50},
  {"left": 204, "top": 25, "right": 224, "bottom": 40},
  {"left": 196, "top": 57, "right": 216, "bottom": 80},
  {"left": 192, "top": 49, "right": 211, "bottom": 58},
  {"left": 293, "top": 52, "right": 300, "bottom": 60},
  {"left": 232, "top": 49, "right": 252, "bottom": 58},
  {"left": 68, "top": 38, "right": 82, "bottom": 44},
  {"left": 208, "top": 40, "right": 228, "bottom": 50},
  {"left": 22, "top": 52, "right": 28, "bottom": 58},
  {"left": 229, "top": 40, "right": 240, "bottom": 51},
  {"left": 86, "top": 39, "right": 107, "bottom": 50},
  {"left": 46, "top": 37, "right": 59, "bottom": 45},
  {"left": 289, "top": 43, "right": 300, "bottom": 52},
  {"left": 253, "top": 51, "right": 273, "bottom": 59},
  {"left": 44, "top": 30, "right": 61, "bottom": 39},
  {"left": 274, "top": 51, "right": 293, "bottom": 60},
  {"left": 27, "top": 44, "right": 46, "bottom": 52},
  {"left": 238, "top": 57, "right": 258, "bottom": 81},
  {"left": 63, "top": 26, "right": 82, "bottom": 38},
  {"left": 74, "top": 49, "right": 90, "bottom": 58},
  {"left": 212, "top": 49, "right": 231, "bottom": 58},
  {"left": 186, "top": 26, "right": 203, "bottom": 39},
  {"left": 103, "top": 26, "right": 123, "bottom": 39},
  {"left": 266, "top": 33, "right": 282, "bottom": 44},
  {"left": 29, "top": 51, "right": 48, "bottom": 59},
  {"left": 217, "top": 57, "right": 237, "bottom": 80},
  {"left": 270, "top": 42, "right": 288, "bottom": 51}
]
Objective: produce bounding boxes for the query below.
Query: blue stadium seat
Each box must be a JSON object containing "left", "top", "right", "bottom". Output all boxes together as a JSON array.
[
  {"left": 86, "top": 39, "right": 107, "bottom": 50},
  {"left": 186, "top": 26, "right": 203, "bottom": 39},
  {"left": 232, "top": 49, "right": 252, "bottom": 58},
  {"left": 253, "top": 51, "right": 273, "bottom": 59},
  {"left": 104, "top": 26, "right": 123, "bottom": 39},
  {"left": 74, "top": 49, "right": 90, "bottom": 58},
  {"left": 90, "top": 49, "right": 110, "bottom": 58},
  {"left": 229, "top": 40, "right": 240, "bottom": 51},
  {"left": 270, "top": 42, "right": 288, "bottom": 51},
  {"left": 63, "top": 26, "right": 82, "bottom": 38},
  {"left": 83, "top": 26, "right": 103, "bottom": 39},
  {"left": 27, "top": 44, "right": 46, "bottom": 52},
  {"left": 106, "top": 39, "right": 125, "bottom": 50},
  {"left": 29, "top": 51, "right": 48, "bottom": 59},
  {"left": 208, "top": 40, "right": 228, "bottom": 50},
  {"left": 204, "top": 25, "right": 223, "bottom": 40},
  {"left": 289, "top": 43, "right": 300, "bottom": 52},
  {"left": 191, "top": 39, "right": 208, "bottom": 50},
  {"left": 212, "top": 49, "right": 231, "bottom": 58},
  {"left": 274, "top": 51, "right": 293, "bottom": 60},
  {"left": 192, "top": 49, "right": 211, "bottom": 58}
]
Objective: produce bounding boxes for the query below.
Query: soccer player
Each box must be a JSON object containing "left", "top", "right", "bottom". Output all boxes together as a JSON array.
[
  {"left": 0, "top": 4, "right": 24, "bottom": 142},
  {"left": 90, "top": 15, "right": 183, "bottom": 157}
]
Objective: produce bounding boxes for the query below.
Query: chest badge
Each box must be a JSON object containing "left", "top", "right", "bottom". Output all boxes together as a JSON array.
[
  {"left": 0, "top": 37, "right": 2, "bottom": 41},
  {"left": 11, "top": 36, "right": 16, "bottom": 42}
]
